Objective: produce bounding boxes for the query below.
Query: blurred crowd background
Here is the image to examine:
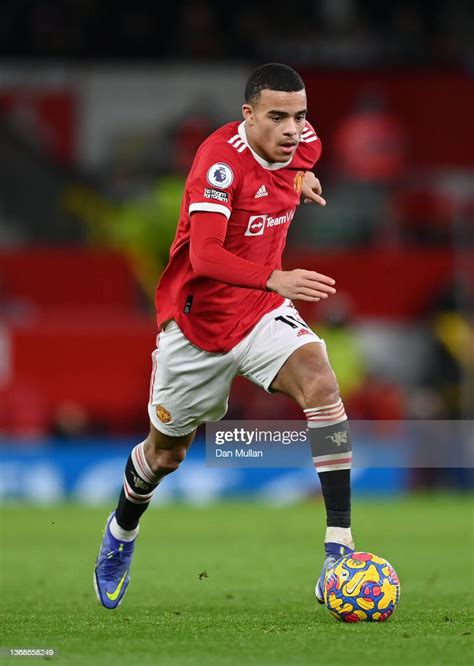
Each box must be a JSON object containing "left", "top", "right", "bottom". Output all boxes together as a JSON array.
[
  {"left": 1, "top": 0, "right": 473, "bottom": 66},
  {"left": 0, "top": 0, "right": 473, "bottom": 499}
]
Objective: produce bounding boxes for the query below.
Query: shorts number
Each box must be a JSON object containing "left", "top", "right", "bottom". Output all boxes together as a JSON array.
[{"left": 275, "top": 315, "right": 310, "bottom": 330}]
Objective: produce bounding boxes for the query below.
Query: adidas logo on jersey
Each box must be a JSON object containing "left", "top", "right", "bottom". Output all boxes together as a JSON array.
[{"left": 254, "top": 185, "right": 268, "bottom": 198}]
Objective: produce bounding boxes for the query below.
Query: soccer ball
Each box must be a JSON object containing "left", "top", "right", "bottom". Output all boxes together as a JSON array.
[{"left": 324, "top": 552, "right": 400, "bottom": 622}]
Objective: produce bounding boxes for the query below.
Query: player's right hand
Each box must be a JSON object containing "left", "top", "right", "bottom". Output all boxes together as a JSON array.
[{"left": 266, "top": 269, "right": 336, "bottom": 302}]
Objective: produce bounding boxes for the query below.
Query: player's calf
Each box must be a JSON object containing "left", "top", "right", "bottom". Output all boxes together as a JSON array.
[
  {"left": 115, "top": 428, "right": 193, "bottom": 531},
  {"left": 144, "top": 441, "right": 188, "bottom": 479},
  {"left": 300, "top": 368, "right": 339, "bottom": 410}
]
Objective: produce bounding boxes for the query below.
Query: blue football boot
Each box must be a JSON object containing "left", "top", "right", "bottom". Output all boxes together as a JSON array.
[
  {"left": 315, "top": 542, "right": 354, "bottom": 604},
  {"left": 94, "top": 512, "right": 136, "bottom": 609}
]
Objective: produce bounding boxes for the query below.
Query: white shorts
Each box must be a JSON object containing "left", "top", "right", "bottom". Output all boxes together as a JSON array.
[{"left": 148, "top": 299, "right": 324, "bottom": 436}]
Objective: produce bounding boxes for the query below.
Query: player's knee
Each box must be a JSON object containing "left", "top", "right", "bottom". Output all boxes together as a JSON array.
[{"left": 301, "top": 366, "right": 340, "bottom": 409}]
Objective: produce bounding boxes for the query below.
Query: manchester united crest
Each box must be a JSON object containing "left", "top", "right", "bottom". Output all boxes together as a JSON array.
[
  {"left": 294, "top": 171, "right": 305, "bottom": 193},
  {"left": 156, "top": 405, "right": 172, "bottom": 423}
]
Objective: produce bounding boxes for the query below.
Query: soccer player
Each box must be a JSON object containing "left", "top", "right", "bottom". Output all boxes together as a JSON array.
[{"left": 94, "top": 63, "right": 355, "bottom": 609}]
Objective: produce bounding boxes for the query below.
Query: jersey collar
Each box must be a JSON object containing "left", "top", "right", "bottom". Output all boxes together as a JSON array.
[{"left": 238, "top": 121, "right": 295, "bottom": 171}]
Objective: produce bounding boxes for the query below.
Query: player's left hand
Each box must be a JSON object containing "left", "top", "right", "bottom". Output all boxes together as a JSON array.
[{"left": 301, "top": 172, "right": 326, "bottom": 206}]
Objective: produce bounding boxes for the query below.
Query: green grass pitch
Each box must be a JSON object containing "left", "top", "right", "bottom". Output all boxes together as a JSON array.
[{"left": 1, "top": 495, "right": 473, "bottom": 665}]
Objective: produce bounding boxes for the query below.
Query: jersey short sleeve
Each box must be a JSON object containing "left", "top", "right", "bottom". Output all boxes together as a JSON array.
[{"left": 186, "top": 139, "right": 241, "bottom": 220}]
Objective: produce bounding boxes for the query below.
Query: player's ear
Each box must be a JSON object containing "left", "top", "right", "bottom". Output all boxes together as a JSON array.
[{"left": 242, "top": 104, "right": 254, "bottom": 124}]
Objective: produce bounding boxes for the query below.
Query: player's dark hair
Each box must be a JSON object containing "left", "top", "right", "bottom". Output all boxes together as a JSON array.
[{"left": 245, "top": 63, "right": 305, "bottom": 105}]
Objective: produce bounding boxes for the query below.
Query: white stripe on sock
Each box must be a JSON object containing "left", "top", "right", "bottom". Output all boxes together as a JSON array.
[
  {"left": 131, "top": 442, "right": 158, "bottom": 485},
  {"left": 305, "top": 398, "right": 347, "bottom": 428}
]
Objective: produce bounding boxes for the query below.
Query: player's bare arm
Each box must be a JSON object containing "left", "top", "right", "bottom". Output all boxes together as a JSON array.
[
  {"left": 266, "top": 268, "right": 336, "bottom": 302},
  {"left": 301, "top": 171, "right": 326, "bottom": 206}
]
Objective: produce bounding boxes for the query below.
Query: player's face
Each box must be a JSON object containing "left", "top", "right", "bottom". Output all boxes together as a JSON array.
[{"left": 242, "top": 88, "right": 307, "bottom": 163}]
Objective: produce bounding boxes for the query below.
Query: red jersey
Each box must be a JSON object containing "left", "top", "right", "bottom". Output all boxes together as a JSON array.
[{"left": 155, "top": 120, "right": 322, "bottom": 352}]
